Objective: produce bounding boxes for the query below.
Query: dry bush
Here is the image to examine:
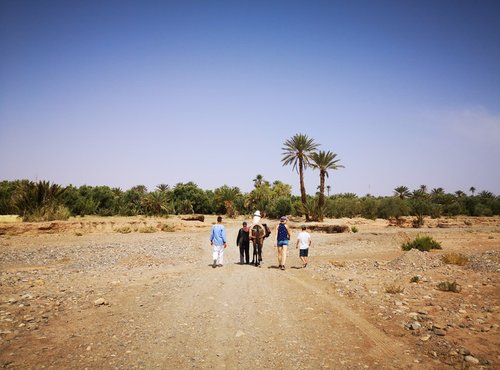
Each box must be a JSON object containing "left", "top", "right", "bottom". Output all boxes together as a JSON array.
[
  {"left": 74, "top": 232, "right": 83, "bottom": 237},
  {"left": 442, "top": 253, "right": 469, "bottom": 266},
  {"left": 437, "top": 281, "right": 461, "bottom": 293},
  {"left": 115, "top": 226, "right": 132, "bottom": 234},
  {"left": 385, "top": 284, "right": 404, "bottom": 294},
  {"left": 139, "top": 226, "right": 157, "bottom": 233},
  {"left": 160, "top": 224, "right": 176, "bottom": 232},
  {"left": 330, "top": 260, "right": 345, "bottom": 267}
]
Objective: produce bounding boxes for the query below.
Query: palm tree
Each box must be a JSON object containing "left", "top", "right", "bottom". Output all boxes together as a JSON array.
[
  {"left": 310, "top": 150, "right": 344, "bottom": 212},
  {"left": 455, "top": 190, "right": 465, "bottom": 198},
  {"left": 469, "top": 186, "right": 476, "bottom": 196},
  {"left": 394, "top": 186, "right": 411, "bottom": 199},
  {"left": 431, "top": 187, "right": 445, "bottom": 195},
  {"left": 156, "top": 184, "right": 170, "bottom": 193},
  {"left": 253, "top": 174, "right": 264, "bottom": 188},
  {"left": 282, "top": 134, "right": 319, "bottom": 221}
]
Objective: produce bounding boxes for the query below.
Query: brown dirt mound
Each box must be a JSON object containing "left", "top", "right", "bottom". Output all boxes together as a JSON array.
[{"left": 387, "top": 249, "right": 443, "bottom": 271}]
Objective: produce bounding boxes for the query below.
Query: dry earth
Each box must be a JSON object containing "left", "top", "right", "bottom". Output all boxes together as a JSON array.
[{"left": 0, "top": 215, "right": 499, "bottom": 369}]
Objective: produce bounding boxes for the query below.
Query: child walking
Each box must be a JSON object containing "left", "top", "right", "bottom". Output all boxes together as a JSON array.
[{"left": 296, "top": 225, "right": 311, "bottom": 268}]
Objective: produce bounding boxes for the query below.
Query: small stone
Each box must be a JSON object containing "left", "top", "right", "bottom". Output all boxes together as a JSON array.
[
  {"left": 86, "top": 346, "right": 92, "bottom": 351},
  {"left": 433, "top": 329, "right": 446, "bottom": 336},
  {"left": 408, "top": 312, "right": 419, "bottom": 320},
  {"left": 420, "top": 335, "right": 431, "bottom": 342},
  {"left": 94, "top": 298, "right": 107, "bottom": 306},
  {"left": 464, "top": 355, "right": 479, "bottom": 364},
  {"left": 235, "top": 330, "right": 245, "bottom": 338},
  {"left": 410, "top": 322, "right": 422, "bottom": 330}
]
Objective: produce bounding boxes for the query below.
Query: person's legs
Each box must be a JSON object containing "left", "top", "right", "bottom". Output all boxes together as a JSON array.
[
  {"left": 300, "top": 248, "right": 309, "bottom": 267},
  {"left": 244, "top": 243, "right": 250, "bottom": 264},
  {"left": 276, "top": 246, "right": 282, "bottom": 267},
  {"left": 218, "top": 244, "right": 224, "bottom": 266},
  {"left": 281, "top": 246, "right": 288, "bottom": 268},
  {"left": 239, "top": 245, "right": 245, "bottom": 264},
  {"left": 212, "top": 244, "right": 219, "bottom": 267}
]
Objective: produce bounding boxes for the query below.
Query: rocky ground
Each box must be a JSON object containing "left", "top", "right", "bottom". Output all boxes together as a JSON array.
[{"left": 0, "top": 215, "right": 498, "bottom": 369}]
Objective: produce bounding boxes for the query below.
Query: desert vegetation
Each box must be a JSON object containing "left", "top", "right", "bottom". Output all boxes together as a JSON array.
[
  {"left": 0, "top": 133, "right": 498, "bottom": 222},
  {"left": 0, "top": 179, "right": 498, "bottom": 223}
]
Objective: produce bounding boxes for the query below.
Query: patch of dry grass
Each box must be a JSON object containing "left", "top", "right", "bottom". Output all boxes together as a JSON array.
[
  {"left": 329, "top": 260, "right": 345, "bottom": 267},
  {"left": 115, "top": 226, "right": 132, "bottom": 234},
  {"left": 160, "top": 224, "right": 176, "bottom": 232},
  {"left": 442, "top": 253, "right": 469, "bottom": 266},
  {"left": 385, "top": 284, "right": 404, "bottom": 294},
  {"left": 0, "top": 215, "right": 21, "bottom": 223},
  {"left": 437, "top": 281, "right": 461, "bottom": 293},
  {"left": 139, "top": 226, "right": 157, "bottom": 233}
]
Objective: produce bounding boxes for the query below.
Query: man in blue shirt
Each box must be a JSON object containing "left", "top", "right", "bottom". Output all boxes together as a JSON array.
[{"left": 210, "top": 216, "right": 227, "bottom": 268}]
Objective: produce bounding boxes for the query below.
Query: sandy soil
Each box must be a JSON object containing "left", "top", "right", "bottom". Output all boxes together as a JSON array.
[{"left": 0, "top": 215, "right": 499, "bottom": 369}]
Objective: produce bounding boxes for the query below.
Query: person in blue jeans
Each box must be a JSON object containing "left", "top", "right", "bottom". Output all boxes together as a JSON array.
[
  {"left": 275, "top": 216, "right": 290, "bottom": 270},
  {"left": 210, "top": 216, "right": 227, "bottom": 268}
]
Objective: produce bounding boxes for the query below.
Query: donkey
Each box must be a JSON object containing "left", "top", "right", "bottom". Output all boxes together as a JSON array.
[{"left": 250, "top": 224, "right": 269, "bottom": 267}]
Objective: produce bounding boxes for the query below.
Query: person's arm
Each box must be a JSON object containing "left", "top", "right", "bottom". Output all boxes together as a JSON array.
[
  {"left": 296, "top": 234, "right": 300, "bottom": 249},
  {"left": 236, "top": 229, "right": 241, "bottom": 247},
  {"left": 222, "top": 226, "right": 227, "bottom": 248},
  {"left": 210, "top": 226, "right": 214, "bottom": 245}
]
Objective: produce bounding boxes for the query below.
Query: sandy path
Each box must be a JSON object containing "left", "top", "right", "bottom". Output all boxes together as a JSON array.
[{"left": 111, "top": 226, "right": 420, "bottom": 369}]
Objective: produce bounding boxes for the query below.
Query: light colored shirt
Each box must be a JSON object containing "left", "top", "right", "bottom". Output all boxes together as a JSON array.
[
  {"left": 297, "top": 231, "right": 311, "bottom": 250},
  {"left": 210, "top": 224, "right": 226, "bottom": 245}
]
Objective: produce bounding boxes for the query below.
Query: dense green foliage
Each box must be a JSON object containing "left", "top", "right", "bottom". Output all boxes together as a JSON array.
[
  {"left": 401, "top": 235, "right": 442, "bottom": 252},
  {"left": 0, "top": 179, "right": 498, "bottom": 221}
]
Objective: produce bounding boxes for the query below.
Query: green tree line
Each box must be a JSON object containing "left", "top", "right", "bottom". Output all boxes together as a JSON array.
[{"left": 0, "top": 179, "right": 498, "bottom": 222}]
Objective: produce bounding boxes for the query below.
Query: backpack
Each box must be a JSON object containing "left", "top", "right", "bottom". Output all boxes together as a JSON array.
[{"left": 262, "top": 223, "right": 271, "bottom": 238}]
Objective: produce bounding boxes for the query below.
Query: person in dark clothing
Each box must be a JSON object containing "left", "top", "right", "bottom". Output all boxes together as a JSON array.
[{"left": 236, "top": 221, "right": 250, "bottom": 264}]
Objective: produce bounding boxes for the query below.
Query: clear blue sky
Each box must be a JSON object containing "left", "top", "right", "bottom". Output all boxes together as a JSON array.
[{"left": 1, "top": 0, "right": 499, "bottom": 196}]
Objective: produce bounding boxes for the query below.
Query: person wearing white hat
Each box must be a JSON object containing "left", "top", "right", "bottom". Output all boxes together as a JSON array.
[{"left": 249, "top": 210, "right": 265, "bottom": 266}]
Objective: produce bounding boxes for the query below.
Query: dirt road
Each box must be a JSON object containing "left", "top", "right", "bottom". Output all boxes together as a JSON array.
[{"left": 1, "top": 216, "right": 498, "bottom": 369}]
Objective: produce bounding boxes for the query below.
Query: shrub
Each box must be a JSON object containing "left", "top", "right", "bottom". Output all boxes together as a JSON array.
[
  {"left": 401, "top": 235, "right": 442, "bottom": 252},
  {"left": 385, "top": 284, "right": 404, "bottom": 294},
  {"left": 139, "top": 226, "right": 157, "bottom": 233},
  {"left": 160, "top": 224, "right": 176, "bottom": 232},
  {"left": 115, "top": 226, "right": 132, "bottom": 234},
  {"left": 410, "top": 276, "right": 420, "bottom": 283},
  {"left": 442, "top": 253, "right": 469, "bottom": 266},
  {"left": 351, "top": 226, "right": 358, "bottom": 233},
  {"left": 437, "top": 281, "right": 461, "bottom": 293}
]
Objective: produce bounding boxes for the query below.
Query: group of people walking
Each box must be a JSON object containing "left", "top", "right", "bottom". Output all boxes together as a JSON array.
[{"left": 210, "top": 211, "right": 312, "bottom": 269}]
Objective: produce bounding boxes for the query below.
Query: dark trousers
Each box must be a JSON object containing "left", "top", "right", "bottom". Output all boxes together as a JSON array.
[{"left": 239, "top": 242, "right": 250, "bottom": 264}]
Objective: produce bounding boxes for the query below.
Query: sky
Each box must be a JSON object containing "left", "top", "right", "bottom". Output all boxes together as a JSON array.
[{"left": 1, "top": 0, "right": 499, "bottom": 196}]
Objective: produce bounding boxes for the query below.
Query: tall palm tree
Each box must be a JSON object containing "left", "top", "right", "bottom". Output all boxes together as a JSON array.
[
  {"left": 394, "top": 186, "right": 411, "bottom": 199},
  {"left": 469, "top": 186, "right": 476, "bottom": 196},
  {"left": 282, "top": 134, "right": 319, "bottom": 221},
  {"left": 310, "top": 150, "right": 344, "bottom": 211}
]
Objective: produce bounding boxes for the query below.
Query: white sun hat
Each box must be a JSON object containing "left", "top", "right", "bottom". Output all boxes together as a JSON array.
[{"left": 254, "top": 210, "right": 261, "bottom": 217}]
